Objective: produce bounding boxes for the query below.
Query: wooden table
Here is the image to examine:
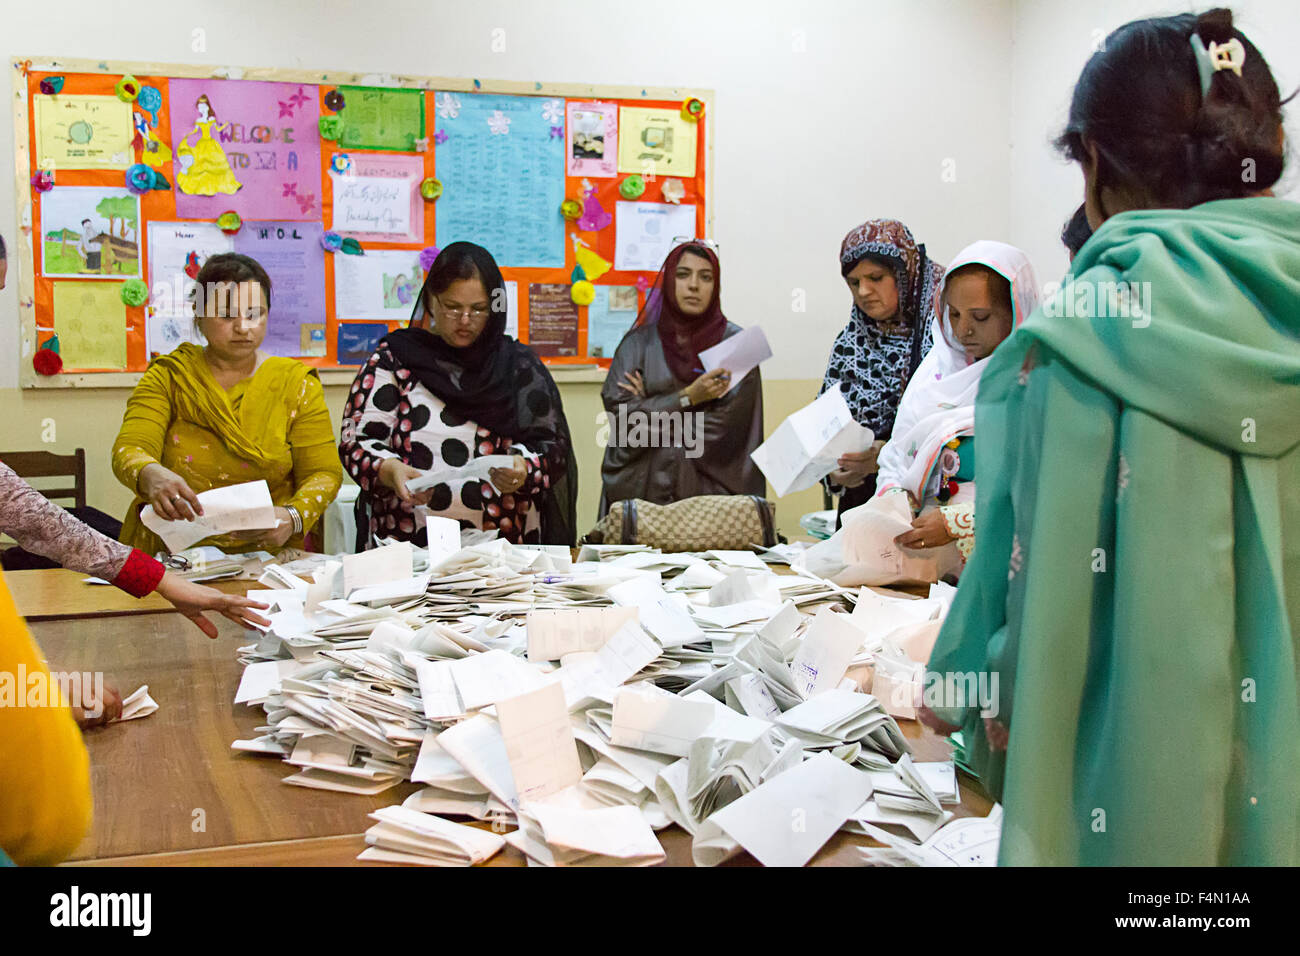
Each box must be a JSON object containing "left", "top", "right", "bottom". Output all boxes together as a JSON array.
[
  {"left": 15, "top": 568, "right": 991, "bottom": 867},
  {"left": 8, "top": 567, "right": 248, "bottom": 620}
]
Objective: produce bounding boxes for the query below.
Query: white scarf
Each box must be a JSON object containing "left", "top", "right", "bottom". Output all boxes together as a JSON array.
[{"left": 874, "top": 240, "right": 1041, "bottom": 503}]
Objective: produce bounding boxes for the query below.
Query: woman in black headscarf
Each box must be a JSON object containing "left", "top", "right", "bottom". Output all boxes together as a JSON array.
[{"left": 339, "top": 242, "right": 577, "bottom": 549}]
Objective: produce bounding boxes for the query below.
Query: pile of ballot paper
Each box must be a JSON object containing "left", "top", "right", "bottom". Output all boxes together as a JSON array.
[{"left": 230, "top": 533, "right": 999, "bottom": 867}]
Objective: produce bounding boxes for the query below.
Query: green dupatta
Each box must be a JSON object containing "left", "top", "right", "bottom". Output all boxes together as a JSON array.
[{"left": 928, "top": 198, "right": 1300, "bottom": 865}]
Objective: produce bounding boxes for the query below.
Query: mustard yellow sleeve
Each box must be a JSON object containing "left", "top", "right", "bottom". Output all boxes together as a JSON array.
[
  {"left": 285, "top": 371, "right": 343, "bottom": 532},
  {"left": 112, "top": 360, "right": 175, "bottom": 495},
  {"left": 0, "top": 577, "right": 92, "bottom": 866}
]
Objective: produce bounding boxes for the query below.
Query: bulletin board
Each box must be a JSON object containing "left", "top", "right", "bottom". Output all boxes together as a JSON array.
[{"left": 11, "top": 56, "right": 713, "bottom": 388}]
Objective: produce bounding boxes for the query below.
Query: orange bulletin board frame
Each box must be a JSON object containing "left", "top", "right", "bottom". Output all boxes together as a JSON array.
[{"left": 12, "top": 56, "right": 714, "bottom": 389}]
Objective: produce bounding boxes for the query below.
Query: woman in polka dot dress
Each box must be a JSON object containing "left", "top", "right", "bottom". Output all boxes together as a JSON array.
[{"left": 339, "top": 242, "right": 577, "bottom": 550}]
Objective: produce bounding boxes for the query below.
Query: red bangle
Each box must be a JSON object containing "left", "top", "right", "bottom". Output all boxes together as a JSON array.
[{"left": 112, "top": 548, "right": 166, "bottom": 598}]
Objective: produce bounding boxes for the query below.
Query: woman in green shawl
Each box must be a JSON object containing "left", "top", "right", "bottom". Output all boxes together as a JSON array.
[{"left": 922, "top": 7, "right": 1300, "bottom": 865}]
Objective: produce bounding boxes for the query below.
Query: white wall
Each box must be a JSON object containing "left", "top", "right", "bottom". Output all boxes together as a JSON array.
[
  {"left": 0, "top": 0, "right": 1014, "bottom": 390},
  {"left": 1009, "top": 0, "right": 1300, "bottom": 282}
]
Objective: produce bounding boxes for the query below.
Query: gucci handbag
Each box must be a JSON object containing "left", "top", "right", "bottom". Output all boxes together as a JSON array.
[{"left": 583, "top": 495, "right": 779, "bottom": 552}]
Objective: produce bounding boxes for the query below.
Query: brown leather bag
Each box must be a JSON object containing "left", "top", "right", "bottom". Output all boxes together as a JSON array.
[{"left": 583, "top": 495, "right": 778, "bottom": 552}]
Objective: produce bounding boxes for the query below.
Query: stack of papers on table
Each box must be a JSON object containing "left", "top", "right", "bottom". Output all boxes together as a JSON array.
[
  {"left": 512, "top": 798, "right": 666, "bottom": 866},
  {"left": 857, "top": 805, "right": 1002, "bottom": 866},
  {"left": 359, "top": 805, "right": 506, "bottom": 866}
]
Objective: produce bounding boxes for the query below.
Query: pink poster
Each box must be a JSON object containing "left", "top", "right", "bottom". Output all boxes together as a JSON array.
[
  {"left": 169, "top": 78, "right": 322, "bottom": 221},
  {"left": 566, "top": 101, "right": 617, "bottom": 178},
  {"left": 329, "top": 151, "right": 424, "bottom": 244}
]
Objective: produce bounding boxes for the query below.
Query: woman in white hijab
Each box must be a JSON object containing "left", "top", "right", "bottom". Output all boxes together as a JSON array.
[{"left": 873, "top": 240, "right": 1041, "bottom": 571}]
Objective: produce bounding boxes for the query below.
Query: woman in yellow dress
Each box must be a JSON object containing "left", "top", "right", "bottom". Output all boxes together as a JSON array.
[
  {"left": 176, "top": 94, "right": 241, "bottom": 197},
  {"left": 113, "top": 253, "right": 342, "bottom": 555}
]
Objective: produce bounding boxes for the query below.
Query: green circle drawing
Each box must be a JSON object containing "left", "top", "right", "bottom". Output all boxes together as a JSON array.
[{"left": 68, "top": 120, "right": 93, "bottom": 144}]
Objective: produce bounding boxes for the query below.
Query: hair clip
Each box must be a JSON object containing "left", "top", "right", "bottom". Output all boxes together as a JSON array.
[{"left": 1190, "top": 33, "right": 1246, "bottom": 97}]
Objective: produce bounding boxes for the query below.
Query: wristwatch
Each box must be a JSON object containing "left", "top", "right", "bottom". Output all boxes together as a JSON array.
[{"left": 678, "top": 390, "right": 692, "bottom": 409}]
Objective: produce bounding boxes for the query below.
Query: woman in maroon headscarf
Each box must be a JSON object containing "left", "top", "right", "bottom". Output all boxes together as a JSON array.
[{"left": 599, "top": 241, "right": 764, "bottom": 511}]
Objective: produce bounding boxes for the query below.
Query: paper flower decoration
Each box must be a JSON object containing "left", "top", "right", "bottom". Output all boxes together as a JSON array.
[
  {"left": 115, "top": 74, "right": 141, "bottom": 102},
  {"left": 320, "top": 231, "right": 345, "bottom": 252},
  {"left": 323, "top": 89, "right": 345, "bottom": 112},
  {"left": 318, "top": 116, "right": 343, "bottom": 141},
  {"left": 419, "top": 246, "right": 441, "bottom": 271},
  {"left": 217, "top": 211, "right": 242, "bottom": 234},
  {"left": 414, "top": 137, "right": 430, "bottom": 153},
  {"left": 420, "top": 178, "right": 443, "bottom": 201},
  {"left": 126, "top": 163, "right": 169, "bottom": 193},
  {"left": 340, "top": 237, "right": 364, "bottom": 256},
  {"left": 619, "top": 175, "right": 646, "bottom": 200},
  {"left": 577, "top": 192, "right": 612, "bottom": 232},
  {"left": 30, "top": 170, "right": 54, "bottom": 192},
  {"left": 560, "top": 199, "right": 582, "bottom": 221},
  {"left": 681, "top": 97, "right": 705, "bottom": 121},
  {"left": 137, "top": 85, "right": 162, "bottom": 125},
  {"left": 33, "top": 336, "right": 62, "bottom": 376},
  {"left": 661, "top": 177, "right": 686, "bottom": 204},
  {"left": 330, "top": 153, "right": 353, "bottom": 175},
  {"left": 635, "top": 275, "right": 650, "bottom": 293},
  {"left": 570, "top": 264, "right": 586, "bottom": 284},
  {"left": 39, "top": 76, "right": 64, "bottom": 96},
  {"left": 120, "top": 279, "right": 149, "bottom": 307},
  {"left": 434, "top": 129, "right": 449, "bottom": 146},
  {"left": 570, "top": 280, "right": 596, "bottom": 306}
]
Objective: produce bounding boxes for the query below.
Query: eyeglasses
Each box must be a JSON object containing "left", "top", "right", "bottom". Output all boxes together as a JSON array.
[
  {"left": 672, "top": 236, "right": 720, "bottom": 252},
  {"left": 433, "top": 297, "right": 491, "bottom": 321}
]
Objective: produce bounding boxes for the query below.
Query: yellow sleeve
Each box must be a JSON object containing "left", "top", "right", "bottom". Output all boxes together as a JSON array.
[
  {"left": 0, "top": 577, "right": 92, "bottom": 866},
  {"left": 112, "top": 360, "right": 174, "bottom": 495},
  {"left": 285, "top": 371, "right": 343, "bottom": 532}
]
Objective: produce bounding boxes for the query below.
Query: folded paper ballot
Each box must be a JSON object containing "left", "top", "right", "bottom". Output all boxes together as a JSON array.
[
  {"left": 140, "top": 480, "right": 278, "bottom": 553},
  {"left": 406, "top": 448, "right": 527, "bottom": 496},
  {"left": 225, "top": 523, "right": 963, "bottom": 866},
  {"left": 751, "top": 385, "right": 875, "bottom": 497},
  {"left": 698, "top": 325, "right": 772, "bottom": 393},
  {"left": 857, "top": 805, "right": 1002, "bottom": 866},
  {"left": 359, "top": 805, "right": 506, "bottom": 866},
  {"left": 115, "top": 684, "right": 158, "bottom": 722}
]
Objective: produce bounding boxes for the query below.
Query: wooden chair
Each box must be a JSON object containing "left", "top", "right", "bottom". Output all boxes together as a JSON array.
[{"left": 2, "top": 448, "right": 87, "bottom": 510}]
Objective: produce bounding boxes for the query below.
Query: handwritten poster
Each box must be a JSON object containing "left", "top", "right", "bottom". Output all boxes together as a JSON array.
[
  {"left": 617, "top": 106, "right": 698, "bottom": 176},
  {"left": 40, "top": 187, "right": 140, "bottom": 279},
  {"left": 332, "top": 176, "right": 411, "bottom": 236},
  {"left": 566, "top": 101, "right": 618, "bottom": 178},
  {"left": 527, "top": 284, "right": 579, "bottom": 357},
  {"left": 586, "top": 285, "right": 640, "bottom": 358},
  {"left": 170, "top": 78, "right": 322, "bottom": 221},
  {"left": 230, "top": 221, "right": 326, "bottom": 357},
  {"left": 337, "top": 87, "right": 424, "bottom": 152},
  {"left": 333, "top": 249, "right": 424, "bottom": 320},
  {"left": 434, "top": 93, "right": 566, "bottom": 268},
  {"left": 331, "top": 152, "right": 423, "bottom": 243},
  {"left": 614, "top": 201, "right": 697, "bottom": 272},
  {"left": 34, "top": 95, "right": 135, "bottom": 170},
  {"left": 52, "top": 281, "right": 128, "bottom": 369},
  {"left": 146, "top": 221, "right": 235, "bottom": 318}
]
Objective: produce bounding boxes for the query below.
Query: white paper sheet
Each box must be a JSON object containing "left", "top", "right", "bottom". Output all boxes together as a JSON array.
[
  {"left": 751, "top": 386, "right": 875, "bottom": 497},
  {"left": 526, "top": 606, "right": 640, "bottom": 662},
  {"left": 140, "top": 480, "right": 278, "bottom": 553},
  {"left": 497, "top": 682, "right": 583, "bottom": 804},
  {"left": 698, "top": 325, "right": 773, "bottom": 393},
  {"left": 613, "top": 201, "right": 698, "bottom": 272},
  {"left": 790, "top": 607, "right": 865, "bottom": 699}
]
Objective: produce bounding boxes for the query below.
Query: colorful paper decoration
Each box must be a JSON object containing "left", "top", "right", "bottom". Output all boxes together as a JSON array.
[
  {"left": 619, "top": 174, "right": 646, "bottom": 200},
  {"left": 115, "top": 74, "right": 141, "bottom": 102},
  {"left": 33, "top": 336, "right": 63, "bottom": 376},
  {"left": 323, "top": 89, "right": 345, "bottom": 112},
  {"left": 661, "top": 177, "right": 686, "bottom": 204},
  {"left": 681, "top": 97, "right": 705, "bottom": 121},
  {"left": 120, "top": 278, "right": 149, "bottom": 306},
  {"left": 570, "top": 264, "right": 586, "bottom": 284},
  {"left": 318, "top": 115, "right": 343, "bottom": 140},
  {"left": 137, "top": 85, "right": 162, "bottom": 125},
  {"left": 174, "top": 95, "right": 243, "bottom": 197},
  {"left": 134, "top": 112, "right": 173, "bottom": 169},
  {"left": 321, "top": 231, "right": 344, "bottom": 252},
  {"left": 419, "top": 246, "right": 441, "bottom": 271},
  {"left": 330, "top": 154, "right": 353, "bottom": 175},
  {"left": 340, "top": 237, "right": 364, "bottom": 255},
  {"left": 576, "top": 188, "right": 612, "bottom": 232},
  {"left": 217, "top": 211, "right": 242, "bottom": 234},
  {"left": 30, "top": 170, "right": 54, "bottom": 192},
  {"left": 570, "top": 280, "right": 596, "bottom": 306},
  {"left": 126, "top": 163, "right": 169, "bottom": 194},
  {"left": 560, "top": 199, "right": 582, "bottom": 221},
  {"left": 39, "top": 76, "right": 64, "bottom": 96},
  {"left": 420, "top": 178, "right": 442, "bottom": 201},
  {"left": 573, "top": 240, "right": 612, "bottom": 281}
]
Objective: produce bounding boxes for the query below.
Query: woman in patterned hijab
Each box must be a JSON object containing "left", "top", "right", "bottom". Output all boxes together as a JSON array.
[{"left": 819, "top": 219, "right": 944, "bottom": 523}]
